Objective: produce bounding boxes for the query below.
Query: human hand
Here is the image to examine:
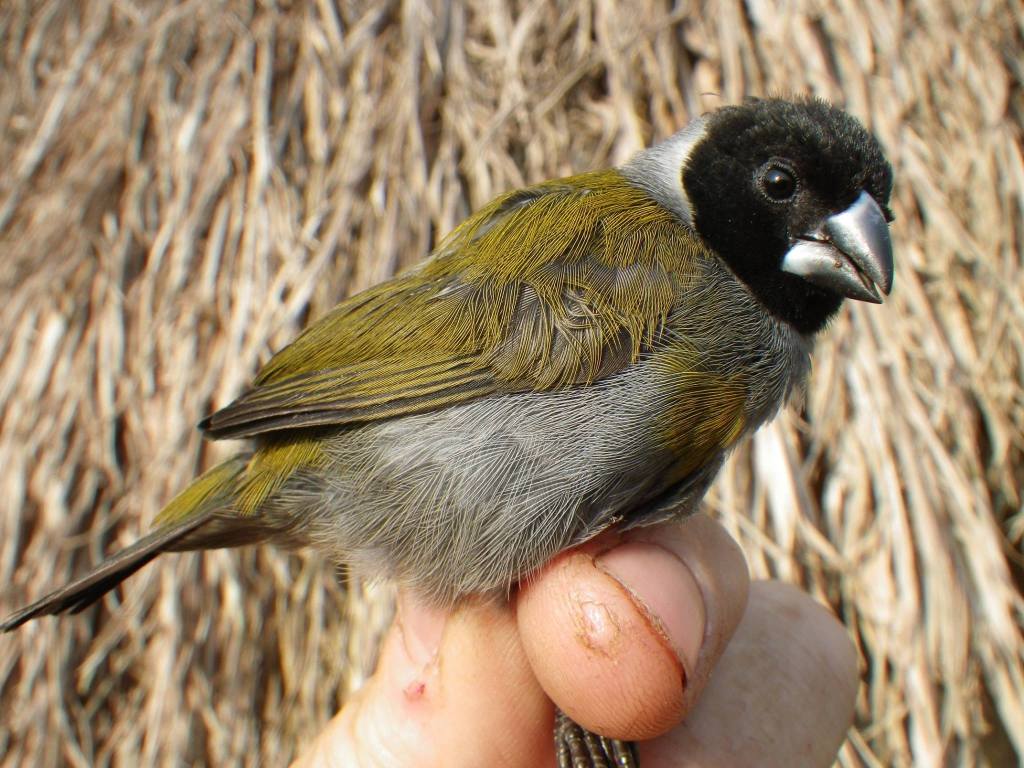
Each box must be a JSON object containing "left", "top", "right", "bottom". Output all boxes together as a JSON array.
[{"left": 291, "top": 514, "right": 858, "bottom": 768}]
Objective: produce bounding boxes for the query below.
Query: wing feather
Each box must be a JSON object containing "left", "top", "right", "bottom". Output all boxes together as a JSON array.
[{"left": 201, "top": 171, "right": 708, "bottom": 440}]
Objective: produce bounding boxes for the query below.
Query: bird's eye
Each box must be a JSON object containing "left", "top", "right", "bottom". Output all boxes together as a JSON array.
[{"left": 759, "top": 165, "right": 797, "bottom": 202}]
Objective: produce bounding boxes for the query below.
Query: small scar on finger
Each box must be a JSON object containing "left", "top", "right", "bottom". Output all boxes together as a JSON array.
[
  {"left": 574, "top": 597, "right": 623, "bottom": 655},
  {"left": 403, "top": 679, "right": 428, "bottom": 701}
]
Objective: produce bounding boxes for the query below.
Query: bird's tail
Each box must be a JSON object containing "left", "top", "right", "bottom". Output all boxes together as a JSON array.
[{"left": 1, "top": 455, "right": 257, "bottom": 632}]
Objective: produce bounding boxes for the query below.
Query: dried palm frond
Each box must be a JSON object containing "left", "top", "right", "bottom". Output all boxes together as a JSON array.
[{"left": 1, "top": 1, "right": 1021, "bottom": 765}]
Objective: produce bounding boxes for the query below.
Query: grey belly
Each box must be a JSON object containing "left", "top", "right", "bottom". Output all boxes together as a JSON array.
[{"left": 270, "top": 363, "right": 688, "bottom": 602}]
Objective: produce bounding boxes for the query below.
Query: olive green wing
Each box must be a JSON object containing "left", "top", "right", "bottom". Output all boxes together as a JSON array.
[{"left": 200, "top": 171, "right": 708, "bottom": 441}]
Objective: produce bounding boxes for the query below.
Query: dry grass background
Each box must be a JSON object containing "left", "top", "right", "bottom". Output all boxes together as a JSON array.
[{"left": 0, "top": 0, "right": 1021, "bottom": 765}]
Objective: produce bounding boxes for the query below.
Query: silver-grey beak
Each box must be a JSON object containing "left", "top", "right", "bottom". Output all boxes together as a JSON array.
[{"left": 781, "top": 191, "right": 894, "bottom": 303}]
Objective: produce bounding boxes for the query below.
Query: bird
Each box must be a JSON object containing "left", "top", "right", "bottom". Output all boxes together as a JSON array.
[{"left": 2, "top": 96, "right": 894, "bottom": 768}]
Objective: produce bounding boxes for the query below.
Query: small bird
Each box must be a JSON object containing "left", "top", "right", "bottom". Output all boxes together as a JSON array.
[{"left": 2, "top": 97, "right": 893, "bottom": 767}]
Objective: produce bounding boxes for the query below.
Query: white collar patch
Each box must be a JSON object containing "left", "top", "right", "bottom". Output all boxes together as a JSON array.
[{"left": 619, "top": 117, "right": 708, "bottom": 229}]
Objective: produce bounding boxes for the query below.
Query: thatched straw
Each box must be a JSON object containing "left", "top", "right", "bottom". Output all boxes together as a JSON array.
[{"left": 1, "top": 1, "right": 1021, "bottom": 765}]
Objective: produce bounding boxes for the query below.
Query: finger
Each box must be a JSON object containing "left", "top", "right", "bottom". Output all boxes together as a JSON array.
[
  {"left": 641, "top": 581, "right": 859, "bottom": 767},
  {"left": 291, "top": 594, "right": 553, "bottom": 768},
  {"left": 515, "top": 513, "right": 750, "bottom": 741}
]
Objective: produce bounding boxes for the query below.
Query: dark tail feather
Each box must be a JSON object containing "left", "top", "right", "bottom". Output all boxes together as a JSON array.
[{"left": 1, "top": 512, "right": 214, "bottom": 632}]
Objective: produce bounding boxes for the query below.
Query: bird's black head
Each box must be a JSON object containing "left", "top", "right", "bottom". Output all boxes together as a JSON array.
[{"left": 683, "top": 97, "right": 894, "bottom": 334}]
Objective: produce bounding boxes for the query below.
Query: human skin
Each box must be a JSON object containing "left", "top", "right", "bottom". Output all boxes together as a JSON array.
[{"left": 291, "top": 514, "right": 859, "bottom": 768}]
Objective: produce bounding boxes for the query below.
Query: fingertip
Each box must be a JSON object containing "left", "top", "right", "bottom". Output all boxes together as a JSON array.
[
  {"left": 756, "top": 581, "right": 859, "bottom": 723},
  {"left": 516, "top": 546, "right": 696, "bottom": 740},
  {"left": 595, "top": 542, "right": 706, "bottom": 680},
  {"left": 628, "top": 513, "right": 751, "bottom": 709},
  {"left": 516, "top": 514, "right": 752, "bottom": 742},
  {"left": 643, "top": 580, "right": 860, "bottom": 768}
]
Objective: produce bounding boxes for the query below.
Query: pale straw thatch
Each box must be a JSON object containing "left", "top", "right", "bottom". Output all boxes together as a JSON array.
[{"left": 0, "top": 1, "right": 1021, "bottom": 765}]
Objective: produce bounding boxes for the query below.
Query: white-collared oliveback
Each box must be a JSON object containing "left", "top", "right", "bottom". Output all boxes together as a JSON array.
[{"left": 1, "top": 98, "right": 894, "bottom": 629}]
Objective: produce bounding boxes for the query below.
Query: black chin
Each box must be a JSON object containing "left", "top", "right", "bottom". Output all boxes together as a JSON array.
[{"left": 747, "top": 270, "right": 845, "bottom": 335}]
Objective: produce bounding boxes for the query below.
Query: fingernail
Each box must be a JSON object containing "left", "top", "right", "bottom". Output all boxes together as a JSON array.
[{"left": 595, "top": 542, "right": 706, "bottom": 680}]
